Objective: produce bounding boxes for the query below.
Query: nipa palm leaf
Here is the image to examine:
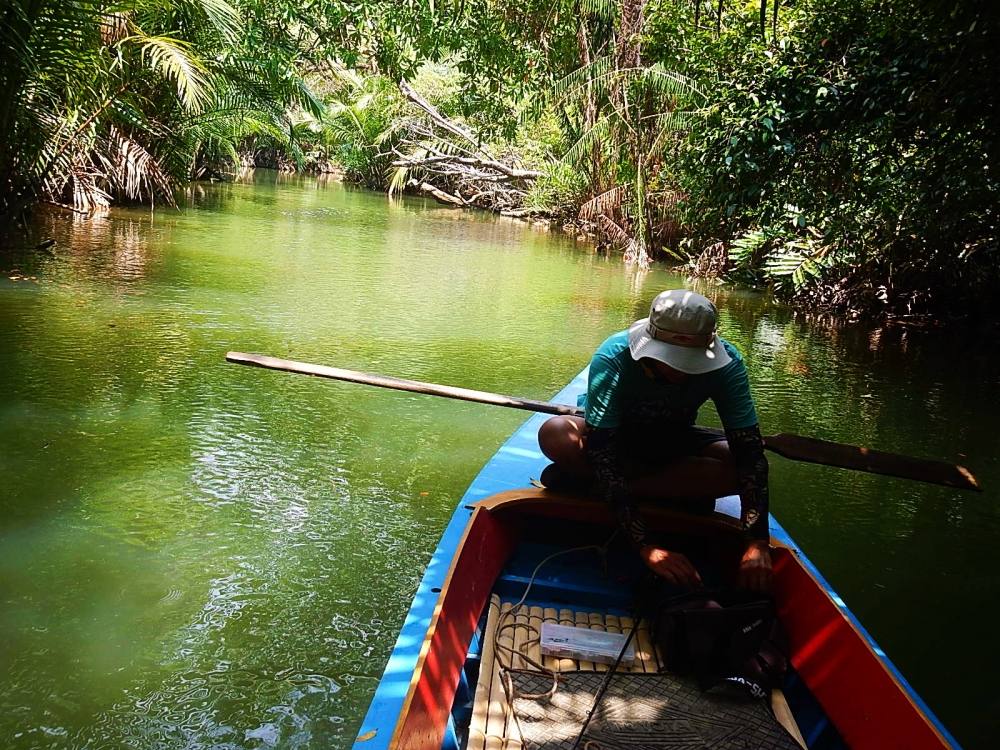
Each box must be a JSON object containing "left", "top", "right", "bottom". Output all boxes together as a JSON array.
[
  {"left": 132, "top": 34, "right": 209, "bottom": 111},
  {"left": 562, "top": 112, "right": 616, "bottom": 167},
  {"left": 763, "top": 241, "right": 826, "bottom": 290},
  {"left": 579, "top": 184, "right": 628, "bottom": 219}
]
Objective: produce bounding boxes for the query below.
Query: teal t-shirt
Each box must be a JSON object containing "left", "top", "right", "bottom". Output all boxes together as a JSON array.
[{"left": 582, "top": 331, "right": 758, "bottom": 431}]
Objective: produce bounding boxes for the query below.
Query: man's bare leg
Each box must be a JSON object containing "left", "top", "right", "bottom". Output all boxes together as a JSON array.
[{"left": 537, "top": 415, "right": 591, "bottom": 477}]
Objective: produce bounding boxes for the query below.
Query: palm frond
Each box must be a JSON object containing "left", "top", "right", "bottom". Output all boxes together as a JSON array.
[
  {"left": 546, "top": 55, "right": 615, "bottom": 105},
  {"left": 763, "top": 241, "right": 827, "bottom": 290},
  {"left": 579, "top": 0, "right": 618, "bottom": 20},
  {"left": 387, "top": 166, "right": 410, "bottom": 197},
  {"left": 389, "top": 146, "right": 431, "bottom": 198},
  {"left": 192, "top": 0, "right": 241, "bottom": 43},
  {"left": 643, "top": 109, "right": 697, "bottom": 160},
  {"left": 623, "top": 236, "right": 650, "bottom": 268},
  {"left": 288, "top": 75, "right": 324, "bottom": 119},
  {"left": 597, "top": 213, "right": 632, "bottom": 246},
  {"left": 100, "top": 126, "right": 175, "bottom": 205},
  {"left": 579, "top": 184, "right": 628, "bottom": 219},
  {"left": 130, "top": 34, "right": 208, "bottom": 111},
  {"left": 71, "top": 166, "right": 112, "bottom": 211},
  {"left": 596, "top": 208, "right": 649, "bottom": 268},
  {"left": 635, "top": 64, "right": 704, "bottom": 103},
  {"left": 562, "top": 112, "right": 616, "bottom": 166},
  {"left": 729, "top": 229, "right": 772, "bottom": 268}
]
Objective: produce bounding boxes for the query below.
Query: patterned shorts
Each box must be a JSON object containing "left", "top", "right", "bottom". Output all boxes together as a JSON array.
[{"left": 617, "top": 424, "right": 727, "bottom": 465}]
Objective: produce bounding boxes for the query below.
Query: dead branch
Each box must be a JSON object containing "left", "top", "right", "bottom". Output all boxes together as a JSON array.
[
  {"left": 392, "top": 82, "right": 549, "bottom": 215},
  {"left": 397, "top": 82, "right": 542, "bottom": 181},
  {"left": 408, "top": 179, "right": 466, "bottom": 207},
  {"left": 399, "top": 81, "right": 489, "bottom": 155},
  {"left": 393, "top": 152, "right": 542, "bottom": 181}
]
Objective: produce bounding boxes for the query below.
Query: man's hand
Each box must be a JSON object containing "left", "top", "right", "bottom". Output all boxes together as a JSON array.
[
  {"left": 639, "top": 545, "right": 702, "bottom": 588},
  {"left": 738, "top": 540, "right": 773, "bottom": 593}
]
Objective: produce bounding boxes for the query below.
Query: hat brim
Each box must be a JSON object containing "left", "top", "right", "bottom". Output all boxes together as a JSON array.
[{"left": 627, "top": 318, "right": 732, "bottom": 374}]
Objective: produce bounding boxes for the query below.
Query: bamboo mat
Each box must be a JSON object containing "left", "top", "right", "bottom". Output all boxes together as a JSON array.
[
  {"left": 466, "top": 595, "right": 807, "bottom": 750},
  {"left": 466, "top": 595, "right": 662, "bottom": 750}
]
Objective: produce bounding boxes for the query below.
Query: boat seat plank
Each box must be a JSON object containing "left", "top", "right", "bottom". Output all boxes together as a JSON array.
[
  {"left": 527, "top": 606, "right": 544, "bottom": 667},
  {"left": 556, "top": 609, "right": 578, "bottom": 672},
  {"left": 541, "top": 608, "right": 559, "bottom": 672},
  {"left": 468, "top": 595, "right": 502, "bottom": 750}
]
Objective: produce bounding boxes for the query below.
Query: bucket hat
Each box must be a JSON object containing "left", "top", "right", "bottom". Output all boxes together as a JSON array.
[{"left": 627, "top": 290, "right": 732, "bottom": 374}]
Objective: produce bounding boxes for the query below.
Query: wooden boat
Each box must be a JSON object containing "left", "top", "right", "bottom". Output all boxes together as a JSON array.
[{"left": 353, "top": 371, "right": 960, "bottom": 750}]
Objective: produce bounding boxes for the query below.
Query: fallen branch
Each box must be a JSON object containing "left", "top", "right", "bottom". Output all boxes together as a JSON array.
[
  {"left": 397, "top": 83, "right": 542, "bottom": 181},
  {"left": 393, "top": 153, "right": 542, "bottom": 181},
  {"left": 392, "top": 82, "right": 549, "bottom": 216},
  {"left": 408, "top": 179, "right": 466, "bottom": 207},
  {"left": 399, "top": 81, "right": 487, "bottom": 154},
  {"left": 501, "top": 207, "right": 548, "bottom": 217}
]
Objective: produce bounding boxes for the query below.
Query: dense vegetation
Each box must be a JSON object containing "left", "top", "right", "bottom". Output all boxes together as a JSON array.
[{"left": 2, "top": 0, "right": 996, "bottom": 321}]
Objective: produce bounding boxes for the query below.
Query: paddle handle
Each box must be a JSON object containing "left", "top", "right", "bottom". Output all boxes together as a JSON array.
[
  {"left": 226, "top": 352, "right": 981, "bottom": 492},
  {"left": 225, "top": 351, "right": 584, "bottom": 418}
]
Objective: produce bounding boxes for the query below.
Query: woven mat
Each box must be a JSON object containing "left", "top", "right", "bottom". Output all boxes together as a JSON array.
[{"left": 508, "top": 670, "right": 802, "bottom": 750}]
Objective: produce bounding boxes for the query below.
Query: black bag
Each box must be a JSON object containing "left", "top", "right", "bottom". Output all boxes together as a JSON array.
[{"left": 644, "top": 586, "right": 788, "bottom": 698}]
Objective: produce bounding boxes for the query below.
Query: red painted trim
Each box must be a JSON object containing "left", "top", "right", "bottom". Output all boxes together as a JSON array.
[
  {"left": 773, "top": 548, "right": 949, "bottom": 749},
  {"left": 390, "top": 509, "right": 513, "bottom": 750}
]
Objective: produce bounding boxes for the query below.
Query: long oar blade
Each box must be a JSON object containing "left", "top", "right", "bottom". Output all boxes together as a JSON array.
[
  {"left": 762, "top": 433, "right": 981, "bottom": 491},
  {"left": 225, "top": 351, "right": 583, "bottom": 417},
  {"left": 227, "top": 352, "right": 982, "bottom": 492}
]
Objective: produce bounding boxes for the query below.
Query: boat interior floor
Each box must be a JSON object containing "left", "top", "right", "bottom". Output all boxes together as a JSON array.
[{"left": 454, "top": 536, "right": 845, "bottom": 750}]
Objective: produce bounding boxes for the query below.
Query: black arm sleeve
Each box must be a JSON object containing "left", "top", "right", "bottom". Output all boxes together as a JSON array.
[
  {"left": 725, "top": 424, "right": 770, "bottom": 541},
  {"left": 584, "top": 426, "right": 648, "bottom": 548}
]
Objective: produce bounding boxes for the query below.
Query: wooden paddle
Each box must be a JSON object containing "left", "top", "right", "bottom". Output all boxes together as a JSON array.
[{"left": 226, "top": 351, "right": 982, "bottom": 492}]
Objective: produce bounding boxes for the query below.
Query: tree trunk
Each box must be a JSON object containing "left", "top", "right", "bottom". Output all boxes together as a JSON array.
[
  {"left": 616, "top": 0, "right": 645, "bottom": 72},
  {"left": 616, "top": 0, "right": 651, "bottom": 267},
  {"left": 576, "top": 14, "right": 602, "bottom": 189}
]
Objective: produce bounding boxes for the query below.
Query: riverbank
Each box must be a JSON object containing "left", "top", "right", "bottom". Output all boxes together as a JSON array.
[
  {"left": 6, "top": 171, "right": 995, "bottom": 332},
  {"left": 4, "top": 1, "right": 995, "bottom": 332},
  {"left": 7, "top": 155, "right": 999, "bottom": 333},
  {"left": 285, "top": 166, "right": 999, "bottom": 328}
]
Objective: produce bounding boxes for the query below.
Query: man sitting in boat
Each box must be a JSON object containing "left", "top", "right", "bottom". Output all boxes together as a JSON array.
[{"left": 538, "top": 289, "right": 772, "bottom": 593}]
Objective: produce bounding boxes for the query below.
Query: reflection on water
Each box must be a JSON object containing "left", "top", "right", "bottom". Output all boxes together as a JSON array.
[{"left": 1, "top": 174, "right": 998, "bottom": 748}]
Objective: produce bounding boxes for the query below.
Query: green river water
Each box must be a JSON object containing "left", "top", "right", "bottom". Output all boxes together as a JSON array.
[{"left": 1, "top": 172, "right": 997, "bottom": 749}]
